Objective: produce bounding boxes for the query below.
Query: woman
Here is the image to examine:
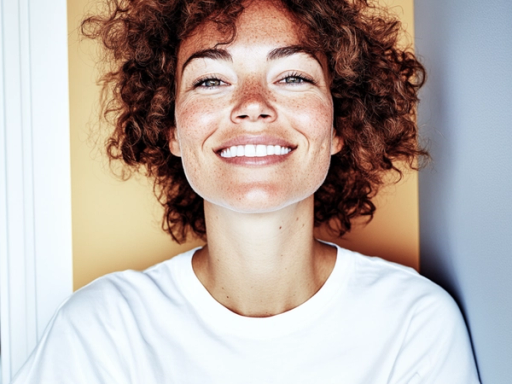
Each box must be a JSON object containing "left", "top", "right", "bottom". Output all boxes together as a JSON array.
[{"left": 13, "top": 0, "right": 479, "bottom": 382}]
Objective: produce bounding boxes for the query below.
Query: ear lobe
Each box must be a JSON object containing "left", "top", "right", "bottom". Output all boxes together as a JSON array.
[
  {"left": 168, "top": 128, "right": 182, "bottom": 157},
  {"left": 331, "top": 131, "right": 343, "bottom": 155}
]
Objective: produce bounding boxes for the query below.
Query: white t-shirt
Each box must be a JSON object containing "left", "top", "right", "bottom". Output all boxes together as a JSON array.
[{"left": 12, "top": 241, "right": 480, "bottom": 384}]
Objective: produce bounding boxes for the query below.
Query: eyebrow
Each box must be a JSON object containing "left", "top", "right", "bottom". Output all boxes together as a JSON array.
[{"left": 180, "top": 45, "right": 323, "bottom": 74}]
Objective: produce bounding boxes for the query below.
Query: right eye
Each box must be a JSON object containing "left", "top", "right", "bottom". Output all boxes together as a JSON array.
[{"left": 194, "top": 77, "right": 226, "bottom": 88}]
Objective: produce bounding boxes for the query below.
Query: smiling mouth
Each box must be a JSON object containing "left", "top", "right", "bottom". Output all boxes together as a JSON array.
[{"left": 219, "top": 144, "right": 293, "bottom": 158}]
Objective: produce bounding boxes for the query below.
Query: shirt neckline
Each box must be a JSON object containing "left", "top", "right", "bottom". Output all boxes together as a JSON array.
[{"left": 175, "top": 239, "right": 351, "bottom": 339}]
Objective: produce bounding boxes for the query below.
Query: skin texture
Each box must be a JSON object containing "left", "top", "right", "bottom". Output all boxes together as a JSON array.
[{"left": 170, "top": 0, "right": 343, "bottom": 317}]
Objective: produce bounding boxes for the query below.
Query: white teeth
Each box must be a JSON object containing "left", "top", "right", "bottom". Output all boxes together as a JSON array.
[
  {"left": 245, "top": 144, "right": 256, "bottom": 157},
  {"left": 220, "top": 144, "right": 292, "bottom": 158},
  {"left": 256, "top": 145, "right": 266, "bottom": 157}
]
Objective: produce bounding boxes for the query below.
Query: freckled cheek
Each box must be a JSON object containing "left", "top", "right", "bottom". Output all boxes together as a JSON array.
[
  {"left": 285, "top": 96, "right": 333, "bottom": 149},
  {"left": 175, "top": 98, "right": 224, "bottom": 152}
]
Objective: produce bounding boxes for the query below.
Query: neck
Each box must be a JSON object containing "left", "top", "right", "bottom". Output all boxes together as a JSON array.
[{"left": 192, "top": 196, "right": 336, "bottom": 317}]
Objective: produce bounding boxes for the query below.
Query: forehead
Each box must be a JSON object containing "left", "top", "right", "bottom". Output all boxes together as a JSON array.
[{"left": 177, "top": 0, "right": 305, "bottom": 67}]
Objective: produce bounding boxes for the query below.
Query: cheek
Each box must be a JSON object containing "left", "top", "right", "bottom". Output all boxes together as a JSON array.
[
  {"left": 272, "top": 93, "right": 334, "bottom": 196},
  {"left": 284, "top": 93, "right": 333, "bottom": 147},
  {"left": 175, "top": 98, "right": 221, "bottom": 151},
  {"left": 173, "top": 97, "right": 230, "bottom": 199}
]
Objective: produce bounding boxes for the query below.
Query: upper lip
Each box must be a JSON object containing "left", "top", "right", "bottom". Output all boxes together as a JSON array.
[{"left": 214, "top": 135, "right": 297, "bottom": 153}]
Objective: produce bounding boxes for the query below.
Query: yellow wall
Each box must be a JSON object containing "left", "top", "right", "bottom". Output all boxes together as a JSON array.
[
  {"left": 68, "top": 0, "right": 419, "bottom": 291},
  {"left": 328, "top": 0, "right": 419, "bottom": 270}
]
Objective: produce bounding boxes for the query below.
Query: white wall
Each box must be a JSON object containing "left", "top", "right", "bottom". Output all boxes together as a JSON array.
[
  {"left": 0, "top": 0, "right": 73, "bottom": 382},
  {"left": 415, "top": 1, "right": 512, "bottom": 382}
]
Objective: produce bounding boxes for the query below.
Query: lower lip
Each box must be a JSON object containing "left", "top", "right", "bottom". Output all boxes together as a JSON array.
[{"left": 216, "top": 150, "right": 294, "bottom": 166}]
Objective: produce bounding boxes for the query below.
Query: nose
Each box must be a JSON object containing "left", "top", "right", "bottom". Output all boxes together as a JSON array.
[{"left": 230, "top": 82, "right": 277, "bottom": 123}]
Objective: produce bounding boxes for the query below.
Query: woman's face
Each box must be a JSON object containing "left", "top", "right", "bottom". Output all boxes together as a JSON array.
[{"left": 171, "top": 0, "right": 342, "bottom": 214}]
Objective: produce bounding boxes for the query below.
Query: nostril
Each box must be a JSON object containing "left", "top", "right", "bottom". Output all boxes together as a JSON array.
[
  {"left": 231, "top": 100, "right": 277, "bottom": 123},
  {"left": 237, "top": 114, "right": 270, "bottom": 119}
]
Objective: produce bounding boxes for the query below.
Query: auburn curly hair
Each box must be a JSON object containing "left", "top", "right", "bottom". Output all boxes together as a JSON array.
[{"left": 82, "top": 0, "right": 428, "bottom": 244}]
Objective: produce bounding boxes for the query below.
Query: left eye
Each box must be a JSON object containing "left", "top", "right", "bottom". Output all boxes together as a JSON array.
[
  {"left": 283, "top": 76, "right": 305, "bottom": 83},
  {"left": 279, "top": 74, "right": 314, "bottom": 85}
]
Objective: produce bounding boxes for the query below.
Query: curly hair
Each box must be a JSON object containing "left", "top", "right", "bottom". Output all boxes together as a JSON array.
[{"left": 82, "top": 0, "right": 428, "bottom": 244}]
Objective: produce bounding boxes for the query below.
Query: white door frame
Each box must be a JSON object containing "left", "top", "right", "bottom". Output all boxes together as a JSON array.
[{"left": 0, "top": 0, "right": 73, "bottom": 382}]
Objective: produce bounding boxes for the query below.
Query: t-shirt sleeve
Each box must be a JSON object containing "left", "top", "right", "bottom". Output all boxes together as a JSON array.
[
  {"left": 388, "top": 284, "right": 480, "bottom": 384},
  {"left": 10, "top": 278, "right": 132, "bottom": 384}
]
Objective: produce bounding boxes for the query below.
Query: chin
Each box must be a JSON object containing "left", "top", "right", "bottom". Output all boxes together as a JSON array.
[
  {"left": 217, "top": 188, "right": 312, "bottom": 214},
  {"left": 225, "top": 201, "right": 292, "bottom": 214}
]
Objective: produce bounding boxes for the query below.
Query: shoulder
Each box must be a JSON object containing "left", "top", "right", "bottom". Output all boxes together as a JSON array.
[
  {"left": 340, "top": 247, "right": 467, "bottom": 340},
  {"left": 338, "top": 248, "right": 478, "bottom": 382},
  {"left": 343, "top": 248, "right": 451, "bottom": 303},
  {"left": 60, "top": 246, "right": 198, "bottom": 324}
]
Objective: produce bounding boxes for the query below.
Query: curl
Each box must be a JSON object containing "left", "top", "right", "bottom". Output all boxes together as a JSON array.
[{"left": 82, "top": 0, "right": 428, "bottom": 243}]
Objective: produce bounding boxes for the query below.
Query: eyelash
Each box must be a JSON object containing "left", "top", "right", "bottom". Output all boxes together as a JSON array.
[
  {"left": 279, "top": 72, "right": 315, "bottom": 85},
  {"left": 193, "top": 76, "right": 226, "bottom": 89},
  {"left": 192, "top": 72, "right": 315, "bottom": 89}
]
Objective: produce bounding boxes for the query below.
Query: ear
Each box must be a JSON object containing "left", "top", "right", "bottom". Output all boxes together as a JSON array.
[
  {"left": 168, "top": 127, "right": 182, "bottom": 157},
  {"left": 330, "top": 129, "right": 343, "bottom": 155}
]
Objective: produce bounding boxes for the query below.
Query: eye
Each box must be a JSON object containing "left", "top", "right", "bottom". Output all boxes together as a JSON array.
[
  {"left": 193, "top": 77, "right": 226, "bottom": 88},
  {"left": 279, "top": 72, "right": 315, "bottom": 85},
  {"left": 282, "top": 76, "right": 306, "bottom": 84}
]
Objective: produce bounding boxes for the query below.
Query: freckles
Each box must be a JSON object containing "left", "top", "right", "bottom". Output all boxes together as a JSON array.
[
  {"left": 284, "top": 91, "right": 330, "bottom": 114},
  {"left": 177, "top": 99, "right": 220, "bottom": 142},
  {"left": 287, "top": 98, "right": 332, "bottom": 135},
  {"left": 266, "top": 90, "right": 277, "bottom": 103},
  {"left": 233, "top": 81, "right": 277, "bottom": 105}
]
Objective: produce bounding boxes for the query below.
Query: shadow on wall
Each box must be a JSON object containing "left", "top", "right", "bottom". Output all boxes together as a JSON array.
[{"left": 416, "top": 1, "right": 512, "bottom": 383}]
